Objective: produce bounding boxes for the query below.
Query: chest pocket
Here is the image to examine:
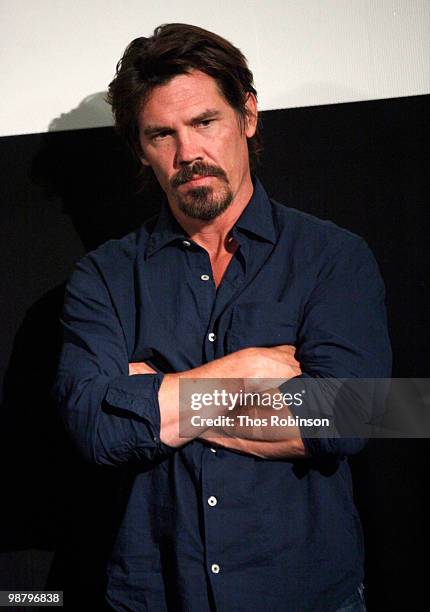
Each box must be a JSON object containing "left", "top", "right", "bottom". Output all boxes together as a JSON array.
[{"left": 227, "top": 301, "right": 299, "bottom": 353}]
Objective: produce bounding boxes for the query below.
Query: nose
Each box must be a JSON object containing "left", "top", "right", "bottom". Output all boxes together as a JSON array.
[{"left": 174, "top": 131, "right": 203, "bottom": 168}]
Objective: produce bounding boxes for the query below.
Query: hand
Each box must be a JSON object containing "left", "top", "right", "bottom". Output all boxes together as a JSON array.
[
  {"left": 249, "top": 344, "right": 301, "bottom": 377},
  {"left": 240, "top": 345, "right": 301, "bottom": 393},
  {"left": 129, "top": 362, "right": 157, "bottom": 375},
  {"left": 215, "top": 344, "right": 301, "bottom": 385},
  {"left": 145, "top": 344, "right": 301, "bottom": 448},
  {"left": 129, "top": 344, "right": 300, "bottom": 379}
]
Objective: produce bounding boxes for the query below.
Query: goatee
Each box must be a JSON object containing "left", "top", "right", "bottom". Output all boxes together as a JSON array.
[{"left": 171, "top": 162, "right": 233, "bottom": 221}]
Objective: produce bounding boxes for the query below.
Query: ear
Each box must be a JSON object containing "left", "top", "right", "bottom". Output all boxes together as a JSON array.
[
  {"left": 138, "top": 135, "right": 150, "bottom": 166},
  {"left": 139, "top": 144, "right": 150, "bottom": 166},
  {"left": 244, "top": 93, "right": 258, "bottom": 138}
]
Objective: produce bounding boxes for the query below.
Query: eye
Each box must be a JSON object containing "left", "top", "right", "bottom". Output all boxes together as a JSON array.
[
  {"left": 197, "top": 119, "right": 214, "bottom": 128},
  {"left": 152, "top": 131, "right": 170, "bottom": 141}
]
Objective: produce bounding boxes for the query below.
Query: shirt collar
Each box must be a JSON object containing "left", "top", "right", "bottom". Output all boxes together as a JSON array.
[
  {"left": 234, "top": 176, "right": 277, "bottom": 244},
  {"left": 145, "top": 201, "right": 187, "bottom": 258},
  {"left": 145, "top": 176, "right": 276, "bottom": 258}
]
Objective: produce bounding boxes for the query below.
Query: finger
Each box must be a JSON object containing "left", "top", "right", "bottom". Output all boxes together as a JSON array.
[
  {"left": 273, "top": 344, "right": 296, "bottom": 355},
  {"left": 128, "top": 362, "right": 157, "bottom": 375}
]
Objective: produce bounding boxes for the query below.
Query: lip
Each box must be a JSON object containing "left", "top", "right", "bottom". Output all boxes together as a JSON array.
[{"left": 181, "top": 175, "right": 214, "bottom": 185}]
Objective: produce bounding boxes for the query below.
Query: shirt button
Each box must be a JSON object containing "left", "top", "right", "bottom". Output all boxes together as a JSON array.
[
  {"left": 208, "top": 496, "right": 218, "bottom": 507},
  {"left": 200, "top": 274, "right": 210, "bottom": 281},
  {"left": 208, "top": 332, "right": 216, "bottom": 342},
  {"left": 211, "top": 563, "right": 220, "bottom": 574},
  {"left": 210, "top": 447, "right": 217, "bottom": 453},
  {"left": 182, "top": 240, "right": 191, "bottom": 247}
]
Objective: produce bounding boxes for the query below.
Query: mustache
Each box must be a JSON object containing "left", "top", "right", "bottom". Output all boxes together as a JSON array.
[{"left": 171, "top": 162, "right": 228, "bottom": 188}]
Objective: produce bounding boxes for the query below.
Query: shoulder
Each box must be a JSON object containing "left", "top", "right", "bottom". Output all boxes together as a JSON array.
[
  {"left": 73, "top": 214, "right": 157, "bottom": 276},
  {"left": 68, "top": 214, "right": 158, "bottom": 292},
  {"left": 271, "top": 198, "right": 361, "bottom": 244},
  {"left": 268, "top": 200, "right": 384, "bottom": 297},
  {"left": 85, "top": 230, "right": 139, "bottom": 269},
  {"left": 269, "top": 198, "right": 369, "bottom": 261}
]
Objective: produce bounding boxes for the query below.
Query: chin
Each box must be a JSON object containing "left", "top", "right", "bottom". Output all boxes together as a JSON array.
[{"left": 177, "top": 185, "right": 233, "bottom": 221}]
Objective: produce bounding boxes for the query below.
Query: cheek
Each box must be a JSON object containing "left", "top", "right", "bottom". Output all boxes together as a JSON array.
[
  {"left": 145, "top": 153, "right": 172, "bottom": 183},
  {"left": 221, "top": 130, "right": 246, "bottom": 159},
  {"left": 153, "top": 168, "right": 172, "bottom": 191},
  {"left": 221, "top": 138, "right": 247, "bottom": 171}
]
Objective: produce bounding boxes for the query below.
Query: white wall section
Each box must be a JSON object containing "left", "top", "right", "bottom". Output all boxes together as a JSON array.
[{"left": 1, "top": 0, "right": 429, "bottom": 137}]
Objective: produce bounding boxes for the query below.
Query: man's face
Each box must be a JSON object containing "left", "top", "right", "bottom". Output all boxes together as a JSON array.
[{"left": 137, "top": 70, "right": 257, "bottom": 221}]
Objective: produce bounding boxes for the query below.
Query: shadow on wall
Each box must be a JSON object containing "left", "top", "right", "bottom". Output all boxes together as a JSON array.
[
  {"left": 0, "top": 94, "right": 165, "bottom": 610},
  {"left": 40, "top": 92, "right": 164, "bottom": 252},
  {"left": 48, "top": 92, "right": 114, "bottom": 132}
]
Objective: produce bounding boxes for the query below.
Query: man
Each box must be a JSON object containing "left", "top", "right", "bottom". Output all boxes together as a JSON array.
[{"left": 53, "top": 23, "right": 391, "bottom": 611}]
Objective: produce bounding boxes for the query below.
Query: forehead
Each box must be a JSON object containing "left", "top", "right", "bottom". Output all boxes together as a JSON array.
[{"left": 139, "top": 70, "right": 232, "bottom": 125}]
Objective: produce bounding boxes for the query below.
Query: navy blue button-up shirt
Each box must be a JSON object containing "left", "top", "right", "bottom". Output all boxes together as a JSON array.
[{"left": 53, "top": 178, "right": 391, "bottom": 612}]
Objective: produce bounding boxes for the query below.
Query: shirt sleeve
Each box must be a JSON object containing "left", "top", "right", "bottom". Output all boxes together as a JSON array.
[
  {"left": 52, "top": 255, "right": 172, "bottom": 467},
  {"left": 282, "top": 236, "right": 392, "bottom": 457}
]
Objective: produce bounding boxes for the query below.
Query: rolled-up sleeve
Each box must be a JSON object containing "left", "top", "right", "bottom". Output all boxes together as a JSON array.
[
  {"left": 282, "top": 236, "right": 392, "bottom": 457},
  {"left": 52, "top": 255, "right": 169, "bottom": 467}
]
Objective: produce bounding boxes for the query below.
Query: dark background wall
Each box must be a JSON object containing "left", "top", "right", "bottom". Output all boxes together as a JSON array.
[{"left": 0, "top": 93, "right": 428, "bottom": 610}]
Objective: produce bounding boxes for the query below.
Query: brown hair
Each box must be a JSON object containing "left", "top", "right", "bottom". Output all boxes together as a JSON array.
[{"left": 107, "top": 23, "right": 262, "bottom": 170}]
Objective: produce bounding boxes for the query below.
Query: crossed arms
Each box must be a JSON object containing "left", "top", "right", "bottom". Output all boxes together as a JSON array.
[
  {"left": 52, "top": 236, "right": 391, "bottom": 467},
  {"left": 129, "top": 344, "right": 307, "bottom": 459}
]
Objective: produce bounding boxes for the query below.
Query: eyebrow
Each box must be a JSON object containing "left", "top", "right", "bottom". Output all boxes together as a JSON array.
[
  {"left": 191, "top": 109, "right": 221, "bottom": 124},
  {"left": 142, "top": 109, "right": 221, "bottom": 137}
]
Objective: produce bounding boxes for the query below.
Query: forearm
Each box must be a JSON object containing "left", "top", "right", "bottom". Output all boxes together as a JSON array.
[
  {"left": 157, "top": 363, "right": 243, "bottom": 447},
  {"left": 157, "top": 346, "right": 301, "bottom": 448},
  {"left": 54, "top": 370, "right": 167, "bottom": 467},
  {"left": 197, "top": 389, "right": 308, "bottom": 459}
]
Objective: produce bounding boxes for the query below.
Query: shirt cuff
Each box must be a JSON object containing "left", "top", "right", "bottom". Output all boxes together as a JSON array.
[
  {"left": 105, "top": 372, "right": 165, "bottom": 441},
  {"left": 280, "top": 374, "right": 368, "bottom": 457}
]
